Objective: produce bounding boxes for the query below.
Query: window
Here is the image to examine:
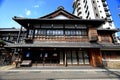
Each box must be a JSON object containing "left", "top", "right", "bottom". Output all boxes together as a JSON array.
[
  {"left": 100, "top": 11, "right": 102, "bottom": 13},
  {"left": 81, "top": 30, "right": 87, "bottom": 36},
  {"left": 29, "top": 29, "right": 34, "bottom": 35},
  {"left": 65, "top": 30, "right": 87, "bottom": 36},
  {"left": 78, "top": 12, "right": 82, "bottom": 16},
  {"left": 42, "top": 30, "right": 64, "bottom": 36},
  {"left": 28, "top": 29, "right": 34, "bottom": 38},
  {"left": 65, "top": 30, "right": 71, "bottom": 35},
  {"left": 77, "top": 7, "right": 81, "bottom": 12},
  {"left": 94, "top": 7, "right": 96, "bottom": 10},
  {"left": 35, "top": 29, "right": 38, "bottom": 35},
  {"left": 83, "top": 0, "right": 86, "bottom": 3},
  {"left": 77, "top": 3, "right": 80, "bottom": 8},
  {"left": 102, "top": 51, "right": 120, "bottom": 59},
  {"left": 38, "top": 30, "right": 46, "bottom": 35},
  {"left": 76, "top": 30, "right": 82, "bottom": 35},
  {"left": 52, "top": 30, "right": 64, "bottom": 35},
  {"left": 96, "top": 13, "right": 98, "bottom": 17}
]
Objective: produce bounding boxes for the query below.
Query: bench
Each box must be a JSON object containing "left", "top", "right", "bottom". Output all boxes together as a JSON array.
[{"left": 20, "top": 60, "right": 32, "bottom": 67}]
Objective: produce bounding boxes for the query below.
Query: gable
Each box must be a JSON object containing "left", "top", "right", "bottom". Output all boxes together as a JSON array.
[
  {"left": 39, "top": 6, "right": 80, "bottom": 19},
  {"left": 52, "top": 14, "right": 69, "bottom": 19}
]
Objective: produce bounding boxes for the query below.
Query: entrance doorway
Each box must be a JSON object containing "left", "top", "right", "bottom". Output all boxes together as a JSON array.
[
  {"left": 39, "top": 52, "right": 59, "bottom": 65},
  {"left": 23, "top": 49, "right": 90, "bottom": 66},
  {"left": 66, "top": 50, "right": 90, "bottom": 65},
  {"left": 31, "top": 50, "right": 60, "bottom": 65}
]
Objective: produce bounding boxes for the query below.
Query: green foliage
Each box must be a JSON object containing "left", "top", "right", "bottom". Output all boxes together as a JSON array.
[{"left": 0, "top": 39, "right": 5, "bottom": 45}]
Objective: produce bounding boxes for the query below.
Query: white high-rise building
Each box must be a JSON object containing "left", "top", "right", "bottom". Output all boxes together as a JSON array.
[
  {"left": 73, "top": 0, "right": 120, "bottom": 43},
  {"left": 73, "top": 0, "right": 115, "bottom": 29}
]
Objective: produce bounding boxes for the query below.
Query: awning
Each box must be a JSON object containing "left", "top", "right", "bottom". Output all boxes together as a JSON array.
[
  {"left": 99, "top": 43, "right": 120, "bottom": 50},
  {"left": 5, "top": 41, "right": 100, "bottom": 48}
]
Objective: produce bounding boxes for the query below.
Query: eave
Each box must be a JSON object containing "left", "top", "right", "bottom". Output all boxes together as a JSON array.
[
  {"left": 13, "top": 17, "right": 105, "bottom": 29},
  {"left": 97, "top": 28, "right": 120, "bottom": 33},
  {"left": 5, "top": 42, "right": 100, "bottom": 48}
]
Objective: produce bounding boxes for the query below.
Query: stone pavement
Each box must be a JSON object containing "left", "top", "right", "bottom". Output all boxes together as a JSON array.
[
  {"left": 0, "top": 64, "right": 15, "bottom": 71},
  {"left": 0, "top": 65, "right": 120, "bottom": 80},
  {"left": 0, "top": 65, "right": 120, "bottom": 72}
]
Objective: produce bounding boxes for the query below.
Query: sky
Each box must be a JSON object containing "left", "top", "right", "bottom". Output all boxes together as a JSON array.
[
  {"left": 0, "top": 0, "right": 73, "bottom": 28},
  {"left": 0, "top": 0, "right": 120, "bottom": 35}
]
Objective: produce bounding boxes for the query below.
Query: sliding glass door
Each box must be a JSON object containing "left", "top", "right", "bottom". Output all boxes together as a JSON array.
[{"left": 66, "top": 50, "right": 90, "bottom": 65}]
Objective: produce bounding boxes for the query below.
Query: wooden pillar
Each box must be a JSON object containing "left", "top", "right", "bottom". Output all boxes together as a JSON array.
[
  {"left": 32, "top": 29, "right": 35, "bottom": 39},
  {"left": 64, "top": 51, "right": 67, "bottom": 67},
  {"left": 26, "top": 28, "right": 29, "bottom": 38},
  {"left": 90, "top": 48, "right": 102, "bottom": 67}
]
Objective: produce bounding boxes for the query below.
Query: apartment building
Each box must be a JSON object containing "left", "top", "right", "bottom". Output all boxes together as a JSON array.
[{"left": 73, "top": 0, "right": 120, "bottom": 43}]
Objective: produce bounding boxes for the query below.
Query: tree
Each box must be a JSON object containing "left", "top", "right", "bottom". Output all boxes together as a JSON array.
[{"left": 0, "top": 39, "right": 5, "bottom": 46}]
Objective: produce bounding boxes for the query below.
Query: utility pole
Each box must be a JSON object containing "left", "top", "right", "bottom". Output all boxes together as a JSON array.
[{"left": 14, "top": 26, "right": 22, "bottom": 54}]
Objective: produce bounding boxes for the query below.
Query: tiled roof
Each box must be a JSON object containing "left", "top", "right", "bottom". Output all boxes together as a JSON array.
[
  {"left": 98, "top": 43, "right": 120, "bottom": 50},
  {"left": 5, "top": 41, "right": 100, "bottom": 48},
  {"left": 97, "top": 28, "right": 119, "bottom": 33},
  {"left": 0, "top": 28, "right": 26, "bottom": 32},
  {"left": 5, "top": 41, "right": 120, "bottom": 50}
]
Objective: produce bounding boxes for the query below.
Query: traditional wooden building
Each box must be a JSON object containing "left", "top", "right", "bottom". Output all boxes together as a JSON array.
[
  {"left": 0, "top": 28, "right": 26, "bottom": 64},
  {"left": 0, "top": 28, "right": 26, "bottom": 43},
  {"left": 5, "top": 7, "right": 120, "bottom": 68}
]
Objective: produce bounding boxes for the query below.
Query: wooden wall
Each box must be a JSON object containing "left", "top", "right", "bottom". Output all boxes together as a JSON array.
[
  {"left": 98, "top": 33, "right": 112, "bottom": 43},
  {"left": 89, "top": 48, "right": 102, "bottom": 67},
  {"left": 88, "top": 27, "right": 98, "bottom": 41}
]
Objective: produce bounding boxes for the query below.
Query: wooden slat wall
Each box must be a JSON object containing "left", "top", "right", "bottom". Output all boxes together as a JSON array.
[
  {"left": 89, "top": 48, "right": 102, "bottom": 67},
  {"left": 98, "top": 33, "right": 112, "bottom": 43}
]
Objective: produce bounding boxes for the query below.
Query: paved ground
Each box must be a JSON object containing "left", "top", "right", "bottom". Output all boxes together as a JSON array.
[
  {"left": 0, "top": 70, "right": 120, "bottom": 80},
  {"left": 0, "top": 64, "right": 15, "bottom": 71},
  {"left": 0, "top": 65, "right": 120, "bottom": 80}
]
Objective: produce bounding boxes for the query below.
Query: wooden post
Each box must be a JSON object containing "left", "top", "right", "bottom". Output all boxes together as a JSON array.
[{"left": 65, "top": 51, "right": 67, "bottom": 67}]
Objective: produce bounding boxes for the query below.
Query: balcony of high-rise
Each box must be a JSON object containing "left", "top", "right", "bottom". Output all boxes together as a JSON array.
[
  {"left": 103, "top": 2, "right": 107, "bottom": 7},
  {"left": 106, "top": 12, "right": 111, "bottom": 17},
  {"left": 102, "top": 0, "right": 105, "bottom": 2}
]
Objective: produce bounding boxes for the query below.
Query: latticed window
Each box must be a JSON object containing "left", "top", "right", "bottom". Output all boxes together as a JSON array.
[
  {"left": 28, "top": 29, "right": 34, "bottom": 39},
  {"left": 102, "top": 51, "right": 120, "bottom": 59},
  {"left": 34, "top": 29, "right": 87, "bottom": 36}
]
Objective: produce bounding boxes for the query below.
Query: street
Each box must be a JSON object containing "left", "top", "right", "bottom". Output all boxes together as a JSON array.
[{"left": 0, "top": 69, "right": 120, "bottom": 80}]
